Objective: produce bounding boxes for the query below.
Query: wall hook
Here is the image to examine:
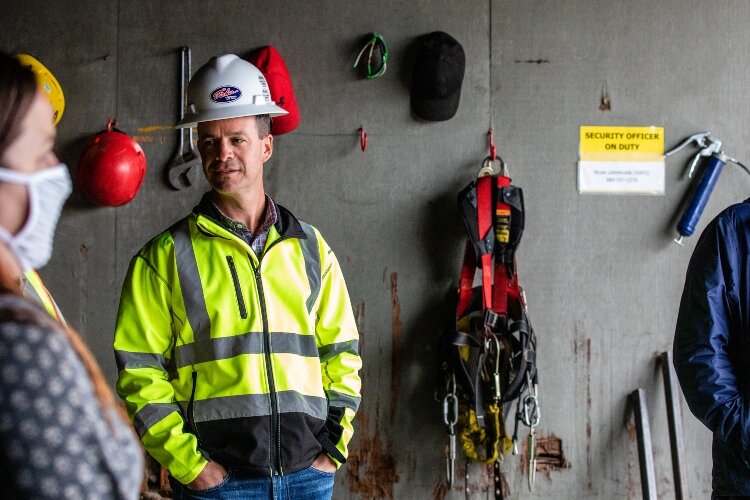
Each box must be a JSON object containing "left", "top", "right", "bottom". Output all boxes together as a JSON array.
[
  {"left": 488, "top": 128, "right": 496, "bottom": 160},
  {"left": 359, "top": 127, "right": 368, "bottom": 152}
]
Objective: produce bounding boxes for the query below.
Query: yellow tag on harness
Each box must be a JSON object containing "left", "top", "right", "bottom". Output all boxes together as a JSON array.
[{"left": 495, "top": 209, "right": 510, "bottom": 243}]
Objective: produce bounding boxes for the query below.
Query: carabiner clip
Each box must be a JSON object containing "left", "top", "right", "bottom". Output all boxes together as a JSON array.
[
  {"left": 442, "top": 393, "right": 458, "bottom": 431},
  {"left": 521, "top": 372, "right": 541, "bottom": 427},
  {"left": 491, "top": 335, "right": 502, "bottom": 401},
  {"left": 522, "top": 393, "right": 540, "bottom": 428},
  {"left": 478, "top": 155, "right": 506, "bottom": 178}
]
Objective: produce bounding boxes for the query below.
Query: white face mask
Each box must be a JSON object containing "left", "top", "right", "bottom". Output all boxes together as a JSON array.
[{"left": 0, "top": 164, "right": 72, "bottom": 271}]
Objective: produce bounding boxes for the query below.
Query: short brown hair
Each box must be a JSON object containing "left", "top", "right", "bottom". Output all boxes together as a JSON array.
[{"left": 255, "top": 114, "right": 271, "bottom": 138}]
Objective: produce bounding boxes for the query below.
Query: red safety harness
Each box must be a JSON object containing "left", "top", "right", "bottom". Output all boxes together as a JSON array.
[
  {"left": 457, "top": 172, "right": 522, "bottom": 323},
  {"left": 440, "top": 155, "right": 540, "bottom": 497}
]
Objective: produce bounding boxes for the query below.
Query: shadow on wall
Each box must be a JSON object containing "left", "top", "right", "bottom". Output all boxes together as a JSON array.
[
  {"left": 387, "top": 185, "right": 474, "bottom": 489},
  {"left": 58, "top": 133, "right": 95, "bottom": 212}
]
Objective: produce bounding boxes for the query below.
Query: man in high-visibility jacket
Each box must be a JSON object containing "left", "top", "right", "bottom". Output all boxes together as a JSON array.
[{"left": 114, "top": 54, "right": 362, "bottom": 499}]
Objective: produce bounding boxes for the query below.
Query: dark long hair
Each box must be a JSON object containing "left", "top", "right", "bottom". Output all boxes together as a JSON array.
[
  {"left": 0, "top": 51, "right": 37, "bottom": 156},
  {"left": 0, "top": 50, "right": 132, "bottom": 429}
]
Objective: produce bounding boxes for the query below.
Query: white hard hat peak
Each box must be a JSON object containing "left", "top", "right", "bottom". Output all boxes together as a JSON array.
[
  {"left": 212, "top": 54, "right": 238, "bottom": 71},
  {"left": 176, "top": 53, "right": 287, "bottom": 129}
]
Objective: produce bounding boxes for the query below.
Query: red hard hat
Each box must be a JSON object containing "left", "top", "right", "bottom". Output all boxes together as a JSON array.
[
  {"left": 77, "top": 119, "right": 146, "bottom": 207},
  {"left": 249, "top": 46, "right": 300, "bottom": 135}
]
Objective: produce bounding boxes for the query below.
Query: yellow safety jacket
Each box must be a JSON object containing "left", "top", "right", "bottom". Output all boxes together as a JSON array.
[{"left": 114, "top": 197, "right": 361, "bottom": 484}]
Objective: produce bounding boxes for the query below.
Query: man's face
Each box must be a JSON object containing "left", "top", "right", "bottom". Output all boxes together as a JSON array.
[{"left": 196, "top": 116, "right": 273, "bottom": 196}]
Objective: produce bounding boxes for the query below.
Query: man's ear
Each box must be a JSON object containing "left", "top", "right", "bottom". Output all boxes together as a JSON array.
[{"left": 262, "top": 134, "right": 273, "bottom": 163}]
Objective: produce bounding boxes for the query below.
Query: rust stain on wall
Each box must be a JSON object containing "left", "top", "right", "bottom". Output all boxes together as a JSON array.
[
  {"left": 390, "top": 272, "right": 402, "bottom": 422},
  {"left": 355, "top": 301, "right": 365, "bottom": 352},
  {"left": 431, "top": 480, "right": 448, "bottom": 500},
  {"left": 159, "top": 465, "right": 171, "bottom": 498},
  {"left": 584, "top": 338, "right": 592, "bottom": 490},
  {"left": 346, "top": 398, "right": 400, "bottom": 499},
  {"left": 626, "top": 416, "right": 637, "bottom": 442},
  {"left": 405, "top": 450, "right": 417, "bottom": 479},
  {"left": 497, "top": 469, "right": 510, "bottom": 498},
  {"left": 520, "top": 433, "right": 570, "bottom": 479},
  {"left": 626, "top": 395, "right": 638, "bottom": 500},
  {"left": 574, "top": 334, "right": 593, "bottom": 490}
]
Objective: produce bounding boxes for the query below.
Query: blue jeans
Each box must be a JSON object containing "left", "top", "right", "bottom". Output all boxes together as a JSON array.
[{"left": 170, "top": 465, "right": 335, "bottom": 500}]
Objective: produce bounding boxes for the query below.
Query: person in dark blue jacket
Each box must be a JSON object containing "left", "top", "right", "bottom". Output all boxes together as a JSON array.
[{"left": 674, "top": 200, "right": 750, "bottom": 499}]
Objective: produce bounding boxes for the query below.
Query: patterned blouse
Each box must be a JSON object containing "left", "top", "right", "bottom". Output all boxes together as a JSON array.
[{"left": 0, "top": 294, "right": 143, "bottom": 499}]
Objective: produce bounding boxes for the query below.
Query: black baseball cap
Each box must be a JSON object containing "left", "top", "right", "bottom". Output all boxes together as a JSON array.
[{"left": 410, "top": 31, "right": 465, "bottom": 121}]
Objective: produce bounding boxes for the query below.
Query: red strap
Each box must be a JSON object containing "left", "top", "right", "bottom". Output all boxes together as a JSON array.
[
  {"left": 493, "top": 263, "right": 508, "bottom": 315},
  {"left": 507, "top": 264, "right": 522, "bottom": 318},
  {"left": 456, "top": 243, "right": 475, "bottom": 318},
  {"left": 476, "top": 176, "right": 493, "bottom": 310},
  {"left": 456, "top": 174, "right": 524, "bottom": 323},
  {"left": 492, "top": 175, "right": 512, "bottom": 315}
]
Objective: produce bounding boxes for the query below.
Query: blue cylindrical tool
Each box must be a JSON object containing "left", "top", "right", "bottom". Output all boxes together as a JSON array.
[{"left": 675, "top": 153, "right": 727, "bottom": 244}]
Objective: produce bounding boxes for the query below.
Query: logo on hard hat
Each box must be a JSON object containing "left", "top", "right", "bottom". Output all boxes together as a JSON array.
[{"left": 210, "top": 86, "right": 242, "bottom": 103}]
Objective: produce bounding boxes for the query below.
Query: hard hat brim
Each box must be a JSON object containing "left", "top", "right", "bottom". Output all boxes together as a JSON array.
[{"left": 175, "top": 103, "right": 288, "bottom": 129}]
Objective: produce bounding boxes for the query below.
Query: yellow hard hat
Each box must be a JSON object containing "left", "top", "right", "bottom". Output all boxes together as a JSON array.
[{"left": 16, "top": 53, "right": 65, "bottom": 125}]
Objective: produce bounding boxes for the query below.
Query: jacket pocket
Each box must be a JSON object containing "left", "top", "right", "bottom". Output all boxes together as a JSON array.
[{"left": 226, "top": 256, "right": 247, "bottom": 319}]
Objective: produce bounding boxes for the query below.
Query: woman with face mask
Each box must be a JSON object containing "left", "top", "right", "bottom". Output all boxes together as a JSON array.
[
  {"left": 5, "top": 53, "right": 68, "bottom": 324},
  {"left": 0, "top": 50, "right": 143, "bottom": 499}
]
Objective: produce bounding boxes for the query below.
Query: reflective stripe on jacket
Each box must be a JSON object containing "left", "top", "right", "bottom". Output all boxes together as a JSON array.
[
  {"left": 674, "top": 200, "right": 750, "bottom": 496},
  {"left": 22, "top": 270, "right": 65, "bottom": 324},
  {"left": 114, "top": 196, "right": 361, "bottom": 484}
]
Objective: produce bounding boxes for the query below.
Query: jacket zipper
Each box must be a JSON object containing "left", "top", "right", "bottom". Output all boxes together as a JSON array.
[
  {"left": 193, "top": 215, "right": 305, "bottom": 475},
  {"left": 251, "top": 236, "right": 289, "bottom": 476},
  {"left": 226, "top": 256, "right": 248, "bottom": 319}
]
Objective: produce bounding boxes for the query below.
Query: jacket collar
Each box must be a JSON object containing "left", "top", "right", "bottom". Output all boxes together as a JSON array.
[{"left": 193, "top": 191, "right": 306, "bottom": 240}]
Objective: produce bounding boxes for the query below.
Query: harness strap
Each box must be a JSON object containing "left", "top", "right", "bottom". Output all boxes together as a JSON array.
[
  {"left": 450, "top": 330, "right": 485, "bottom": 424},
  {"left": 476, "top": 175, "right": 494, "bottom": 310},
  {"left": 501, "top": 315, "right": 537, "bottom": 404},
  {"left": 492, "top": 175, "right": 516, "bottom": 320},
  {"left": 457, "top": 243, "right": 476, "bottom": 319}
]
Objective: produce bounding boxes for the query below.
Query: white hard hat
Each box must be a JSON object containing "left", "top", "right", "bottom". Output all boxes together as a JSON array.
[{"left": 176, "top": 54, "right": 287, "bottom": 129}]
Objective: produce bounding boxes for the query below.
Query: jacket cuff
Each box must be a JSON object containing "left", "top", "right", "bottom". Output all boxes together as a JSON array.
[
  {"left": 174, "top": 456, "right": 209, "bottom": 485},
  {"left": 316, "top": 407, "right": 347, "bottom": 464}
]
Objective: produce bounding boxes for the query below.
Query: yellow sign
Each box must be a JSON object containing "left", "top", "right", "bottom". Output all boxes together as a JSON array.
[
  {"left": 578, "top": 125, "right": 666, "bottom": 195},
  {"left": 580, "top": 126, "right": 664, "bottom": 161}
]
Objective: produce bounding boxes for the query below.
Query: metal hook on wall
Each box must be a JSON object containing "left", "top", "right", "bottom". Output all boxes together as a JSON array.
[{"left": 359, "top": 127, "right": 367, "bottom": 152}]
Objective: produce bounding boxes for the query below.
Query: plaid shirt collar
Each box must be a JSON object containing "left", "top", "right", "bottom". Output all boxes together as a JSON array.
[{"left": 211, "top": 194, "right": 278, "bottom": 254}]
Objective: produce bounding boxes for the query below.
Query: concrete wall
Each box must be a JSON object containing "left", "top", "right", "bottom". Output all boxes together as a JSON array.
[{"left": 5, "top": 0, "right": 750, "bottom": 497}]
